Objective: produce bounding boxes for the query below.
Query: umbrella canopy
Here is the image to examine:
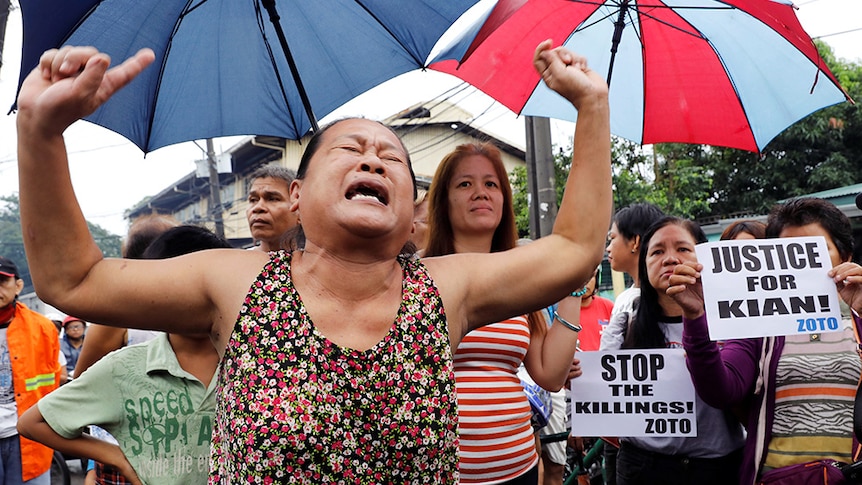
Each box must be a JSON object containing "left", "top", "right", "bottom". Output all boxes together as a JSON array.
[
  {"left": 431, "top": 0, "right": 851, "bottom": 152},
  {"left": 13, "top": 0, "right": 479, "bottom": 153}
]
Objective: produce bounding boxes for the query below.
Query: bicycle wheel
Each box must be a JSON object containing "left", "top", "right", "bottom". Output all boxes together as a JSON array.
[{"left": 51, "top": 450, "right": 71, "bottom": 485}]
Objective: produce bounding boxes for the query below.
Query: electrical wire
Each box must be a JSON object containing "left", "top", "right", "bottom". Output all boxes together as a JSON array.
[{"left": 813, "top": 26, "right": 862, "bottom": 39}]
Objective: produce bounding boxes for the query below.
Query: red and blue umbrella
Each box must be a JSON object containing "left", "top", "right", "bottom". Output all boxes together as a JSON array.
[
  {"left": 12, "top": 0, "right": 480, "bottom": 153},
  {"left": 431, "top": 0, "right": 851, "bottom": 152}
]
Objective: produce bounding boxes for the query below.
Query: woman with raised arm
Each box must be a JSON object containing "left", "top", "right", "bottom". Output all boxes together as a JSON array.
[{"left": 15, "top": 41, "right": 611, "bottom": 483}]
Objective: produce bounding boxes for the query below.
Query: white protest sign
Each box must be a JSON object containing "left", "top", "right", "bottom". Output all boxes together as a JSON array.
[
  {"left": 695, "top": 236, "right": 842, "bottom": 340},
  {"left": 570, "top": 349, "right": 697, "bottom": 437}
]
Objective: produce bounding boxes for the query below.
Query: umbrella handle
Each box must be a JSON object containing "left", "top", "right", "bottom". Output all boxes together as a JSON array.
[{"left": 607, "top": 0, "right": 631, "bottom": 88}]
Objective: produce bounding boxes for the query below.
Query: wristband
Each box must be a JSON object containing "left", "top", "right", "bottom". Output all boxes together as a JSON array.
[{"left": 553, "top": 310, "right": 582, "bottom": 332}]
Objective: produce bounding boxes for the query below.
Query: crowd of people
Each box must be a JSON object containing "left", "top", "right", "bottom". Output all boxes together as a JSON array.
[{"left": 2, "top": 36, "right": 860, "bottom": 485}]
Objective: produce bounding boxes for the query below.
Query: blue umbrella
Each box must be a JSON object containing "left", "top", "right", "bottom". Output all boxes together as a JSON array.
[{"left": 12, "top": 0, "right": 479, "bottom": 153}]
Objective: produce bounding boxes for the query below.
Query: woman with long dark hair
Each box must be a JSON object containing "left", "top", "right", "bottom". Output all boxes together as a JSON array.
[
  {"left": 598, "top": 203, "right": 665, "bottom": 484},
  {"left": 617, "top": 217, "right": 744, "bottom": 485}
]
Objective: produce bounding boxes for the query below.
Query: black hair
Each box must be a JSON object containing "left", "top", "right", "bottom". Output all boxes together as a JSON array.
[
  {"left": 765, "top": 197, "right": 853, "bottom": 262},
  {"left": 624, "top": 216, "right": 707, "bottom": 350},
  {"left": 141, "top": 225, "right": 233, "bottom": 260},
  {"left": 613, "top": 203, "right": 666, "bottom": 241},
  {"left": 296, "top": 118, "right": 417, "bottom": 198},
  {"left": 123, "top": 214, "right": 179, "bottom": 259}
]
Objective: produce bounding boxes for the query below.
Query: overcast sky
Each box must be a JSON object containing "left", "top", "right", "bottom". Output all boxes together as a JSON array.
[{"left": 1, "top": 0, "right": 860, "bottom": 236}]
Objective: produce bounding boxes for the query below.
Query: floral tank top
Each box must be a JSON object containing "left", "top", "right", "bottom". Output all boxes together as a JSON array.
[{"left": 210, "top": 251, "right": 459, "bottom": 484}]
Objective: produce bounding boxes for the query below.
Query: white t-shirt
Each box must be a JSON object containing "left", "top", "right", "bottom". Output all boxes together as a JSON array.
[
  {"left": 598, "top": 286, "right": 640, "bottom": 351},
  {"left": 0, "top": 327, "right": 16, "bottom": 438}
]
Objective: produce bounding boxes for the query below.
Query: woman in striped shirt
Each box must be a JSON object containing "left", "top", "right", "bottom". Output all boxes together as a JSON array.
[
  {"left": 670, "top": 198, "right": 862, "bottom": 484},
  {"left": 425, "top": 142, "right": 583, "bottom": 484}
]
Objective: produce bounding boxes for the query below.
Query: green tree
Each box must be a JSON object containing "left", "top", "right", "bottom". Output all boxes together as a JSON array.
[
  {"left": 610, "top": 141, "right": 713, "bottom": 220},
  {"left": 511, "top": 138, "right": 713, "bottom": 236},
  {"left": 0, "top": 194, "right": 121, "bottom": 294}
]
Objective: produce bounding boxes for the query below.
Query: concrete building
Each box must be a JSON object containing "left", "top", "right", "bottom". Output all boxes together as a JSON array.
[{"left": 125, "top": 101, "right": 526, "bottom": 247}]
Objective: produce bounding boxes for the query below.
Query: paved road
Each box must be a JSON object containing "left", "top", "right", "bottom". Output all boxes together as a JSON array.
[{"left": 52, "top": 458, "right": 85, "bottom": 485}]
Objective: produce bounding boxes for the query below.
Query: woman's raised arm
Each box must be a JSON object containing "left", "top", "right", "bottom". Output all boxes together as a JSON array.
[
  {"left": 16, "top": 47, "right": 263, "bottom": 349},
  {"left": 428, "top": 40, "right": 612, "bottom": 337}
]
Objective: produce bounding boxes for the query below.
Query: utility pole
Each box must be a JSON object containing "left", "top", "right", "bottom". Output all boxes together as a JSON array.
[
  {"left": 525, "top": 116, "right": 558, "bottom": 238},
  {"left": 206, "top": 138, "right": 225, "bottom": 238}
]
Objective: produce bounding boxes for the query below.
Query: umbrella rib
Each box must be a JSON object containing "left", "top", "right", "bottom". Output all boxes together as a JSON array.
[
  {"left": 185, "top": 0, "right": 209, "bottom": 15},
  {"left": 56, "top": 3, "right": 101, "bottom": 48},
  {"left": 573, "top": 9, "right": 622, "bottom": 35},
  {"left": 253, "top": 0, "right": 306, "bottom": 135},
  {"left": 569, "top": 0, "right": 735, "bottom": 10},
  {"left": 630, "top": 6, "right": 710, "bottom": 42},
  {"left": 352, "top": 1, "right": 423, "bottom": 66},
  {"left": 260, "top": 0, "right": 320, "bottom": 133},
  {"left": 142, "top": 0, "right": 202, "bottom": 152}
]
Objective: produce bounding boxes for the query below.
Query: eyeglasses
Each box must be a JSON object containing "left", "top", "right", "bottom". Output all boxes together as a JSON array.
[{"left": 66, "top": 325, "right": 85, "bottom": 330}]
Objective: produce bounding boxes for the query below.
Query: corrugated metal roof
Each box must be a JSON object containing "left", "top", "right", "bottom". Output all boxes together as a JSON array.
[{"left": 781, "top": 182, "right": 862, "bottom": 202}]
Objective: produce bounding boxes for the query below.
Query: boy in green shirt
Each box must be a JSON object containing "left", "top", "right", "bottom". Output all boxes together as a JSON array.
[{"left": 18, "top": 226, "right": 230, "bottom": 485}]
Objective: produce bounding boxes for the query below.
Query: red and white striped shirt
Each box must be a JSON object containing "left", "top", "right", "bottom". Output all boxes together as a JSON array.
[{"left": 455, "top": 316, "right": 538, "bottom": 484}]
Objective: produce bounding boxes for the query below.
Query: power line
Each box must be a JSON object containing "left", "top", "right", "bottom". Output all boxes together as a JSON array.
[
  {"left": 812, "top": 26, "right": 862, "bottom": 40},
  {"left": 408, "top": 98, "right": 511, "bottom": 154},
  {"left": 388, "top": 79, "right": 521, "bottom": 151},
  {"left": 0, "top": 141, "right": 136, "bottom": 165}
]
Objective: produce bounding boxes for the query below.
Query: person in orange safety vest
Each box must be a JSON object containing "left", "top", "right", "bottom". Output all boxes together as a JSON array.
[{"left": 0, "top": 256, "right": 61, "bottom": 484}]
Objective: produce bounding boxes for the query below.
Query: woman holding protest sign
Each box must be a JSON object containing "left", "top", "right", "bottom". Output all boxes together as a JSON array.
[
  {"left": 616, "top": 216, "right": 745, "bottom": 485},
  {"left": 668, "top": 197, "right": 862, "bottom": 485}
]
